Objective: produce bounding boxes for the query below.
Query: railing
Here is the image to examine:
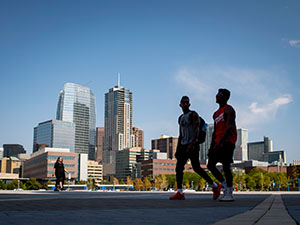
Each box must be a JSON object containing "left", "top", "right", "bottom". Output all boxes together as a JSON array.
[{"left": 278, "top": 178, "right": 300, "bottom": 192}]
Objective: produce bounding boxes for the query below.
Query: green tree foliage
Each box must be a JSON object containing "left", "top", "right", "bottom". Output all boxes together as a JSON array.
[
  {"left": 76, "top": 180, "right": 87, "bottom": 185},
  {"left": 25, "top": 178, "right": 42, "bottom": 190},
  {"left": 0, "top": 180, "right": 7, "bottom": 190},
  {"left": 7, "top": 180, "right": 25, "bottom": 190},
  {"left": 165, "top": 174, "right": 176, "bottom": 188}
]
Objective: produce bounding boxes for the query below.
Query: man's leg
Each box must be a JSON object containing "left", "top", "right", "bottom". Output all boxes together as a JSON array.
[
  {"left": 170, "top": 145, "right": 188, "bottom": 200},
  {"left": 207, "top": 160, "right": 225, "bottom": 184},
  {"left": 190, "top": 147, "right": 222, "bottom": 200},
  {"left": 176, "top": 156, "right": 188, "bottom": 190},
  {"left": 190, "top": 149, "right": 214, "bottom": 185},
  {"left": 223, "top": 162, "right": 233, "bottom": 187}
]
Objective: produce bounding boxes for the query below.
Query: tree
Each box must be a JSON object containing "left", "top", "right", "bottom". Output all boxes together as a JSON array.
[
  {"left": 134, "top": 178, "right": 143, "bottom": 191},
  {"left": 165, "top": 174, "right": 176, "bottom": 188},
  {"left": 7, "top": 180, "right": 25, "bottom": 190},
  {"left": 161, "top": 175, "right": 168, "bottom": 190},
  {"left": 119, "top": 179, "right": 124, "bottom": 185},
  {"left": 291, "top": 165, "right": 299, "bottom": 179},
  {"left": 113, "top": 177, "right": 119, "bottom": 185},
  {"left": 155, "top": 176, "right": 162, "bottom": 190},
  {"left": 87, "top": 176, "right": 96, "bottom": 190},
  {"left": 233, "top": 170, "right": 246, "bottom": 191},
  {"left": 76, "top": 180, "right": 87, "bottom": 185},
  {"left": 0, "top": 180, "right": 7, "bottom": 190},
  {"left": 25, "top": 178, "right": 42, "bottom": 190},
  {"left": 143, "top": 177, "right": 151, "bottom": 191}
]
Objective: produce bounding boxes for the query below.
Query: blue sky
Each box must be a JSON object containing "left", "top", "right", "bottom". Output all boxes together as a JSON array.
[{"left": 1, "top": 0, "right": 299, "bottom": 163}]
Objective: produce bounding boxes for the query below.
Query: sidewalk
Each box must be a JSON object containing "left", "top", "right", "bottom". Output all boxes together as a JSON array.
[{"left": 0, "top": 191, "right": 299, "bottom": 225}]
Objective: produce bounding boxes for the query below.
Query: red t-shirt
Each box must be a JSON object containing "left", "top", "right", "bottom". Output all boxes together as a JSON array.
[{"left": 213, "top": 104, "right": 237, "bottom": 144}]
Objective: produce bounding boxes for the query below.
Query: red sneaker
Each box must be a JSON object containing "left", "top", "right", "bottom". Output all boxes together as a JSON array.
[
  {"left": 212, "top": 183, "right": 222, "bottom": 200},
  {"left": 169, "top": 191, "right": 185, "bottom": 200}
]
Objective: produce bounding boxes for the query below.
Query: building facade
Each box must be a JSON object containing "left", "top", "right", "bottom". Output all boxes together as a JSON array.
[
  {"left": 116, "top": 147, "right": 156, "bottom": 181},
  {"left": 3, "top": 144, "right": 26, "bottom": 157},
  {"left": 96, "top": 127, "right": 104, "bottom": 162},
  {"left": 199, "top": 124, "right": 214, "bottom": 162},
  {"left": 0, "top": 157, "right": 21, "bottom": 174},
  {"left": 33, "top": 120, "right": 75, "bottom": 153},
  {"left": 23, "top": 148, "right": 78, "bottom": 180},
  {"left": 248, "top": 136, "right": 273, "bottom": 161},
  {"left": 132, "top": 126, "right": 144, "bottom": 148},
  {"left": 103, "top": 81, "right": 134, "bottom": 176},
  {"left": 141, "top": 159, "right": 195, "bottom": 177},
  {"left": 56, "top": 83, "right": 96, "bottom": 160},
  {"left": 233, "top": 128, "right": 248, "bottom": 161},
  {"left": 87, "top": 160, "right": 103, "bottom": 185},
  {"left": 151, "top": 135, "right": 178, "bottom": 160}
]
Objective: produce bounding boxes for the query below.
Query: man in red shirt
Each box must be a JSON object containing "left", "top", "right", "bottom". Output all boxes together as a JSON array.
[{"left": 208, "top": 89, "right": 237, "bottom": 201}]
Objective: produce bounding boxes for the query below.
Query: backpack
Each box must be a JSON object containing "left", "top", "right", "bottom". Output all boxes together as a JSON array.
[{"left": 178, "top": 111, "right": 208, "bottom": 144}]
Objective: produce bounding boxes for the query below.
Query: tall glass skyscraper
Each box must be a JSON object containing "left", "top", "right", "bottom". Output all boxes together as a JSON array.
[
  {"left": 103, "top": 80, "right": 134, "bottom": 176},
  {"left": 56, "top": 83, "right": 96, "bottom": 160}
]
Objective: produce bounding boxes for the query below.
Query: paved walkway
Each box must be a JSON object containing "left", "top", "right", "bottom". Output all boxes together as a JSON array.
[{"left": 0, "top": 191, "right": 299, "bottom": 225}]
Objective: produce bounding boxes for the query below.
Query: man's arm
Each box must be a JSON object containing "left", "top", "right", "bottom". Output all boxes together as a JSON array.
[{"left": 191, "top": 111, "right": 200, "bottom": 145}]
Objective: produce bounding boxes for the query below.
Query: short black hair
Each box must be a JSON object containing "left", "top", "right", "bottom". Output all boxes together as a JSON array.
[
  {"left": 218, "top": 88, "right": 230, "bottom": 101},
  {"left": 180, "top": 96, "right": 190, "bottom": 103}
]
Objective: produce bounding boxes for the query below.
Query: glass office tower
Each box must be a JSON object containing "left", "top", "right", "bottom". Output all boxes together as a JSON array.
[
  {"left": 56, "top": 83, "right": 96, "bottom": 160},
  {"left": 33, "top": 120, "right": 75, "bottom": 152}
]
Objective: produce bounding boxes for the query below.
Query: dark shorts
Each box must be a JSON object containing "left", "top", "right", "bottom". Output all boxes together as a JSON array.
[
  {"left": 175, "top": 143, "right": 199, "bottom": 160},
  {"left": 208, "top": 142, "right": 235, "bottom": 164}
]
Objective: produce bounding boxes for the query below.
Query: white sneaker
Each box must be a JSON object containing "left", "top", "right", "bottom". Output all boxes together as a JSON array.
[{"left": 219, "top": 187, "right": 234, "bottom": 202}]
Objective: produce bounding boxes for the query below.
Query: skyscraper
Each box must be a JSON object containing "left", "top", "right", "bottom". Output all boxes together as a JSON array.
[
  {"left": 103, "top": 77, "right": 134, "bottom": 176},
  {"left": 96, "top": 127, "right": 104, "bottom": 162},
  {"left": 56, "top": 83, "right": 96, "bottom": 160},
  {"left": 199, "top": 124, "right": 214, "bottom": 162},
  {"left": 233, "top": 128, "right": 248, "bottom": 161},
  {"left": 33, "top": 120, "right": 75, "bottom": 153}
]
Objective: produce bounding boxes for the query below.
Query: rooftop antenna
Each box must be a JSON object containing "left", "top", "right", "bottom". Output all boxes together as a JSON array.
[{"left": 118, "top": 72, "right": 121, "bottom": 87}]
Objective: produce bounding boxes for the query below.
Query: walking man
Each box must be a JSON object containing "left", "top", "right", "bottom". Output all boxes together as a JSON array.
[
  {"left": 170, "top": 96, "right": 221, "bottom": 200},
  {"left": 207, "top": 88, "right": 237, "bottom": 201}
]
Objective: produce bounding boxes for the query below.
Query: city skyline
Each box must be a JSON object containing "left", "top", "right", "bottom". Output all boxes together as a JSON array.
[{"left": 1, "top": 1, "right": 299, "bottom": 163}]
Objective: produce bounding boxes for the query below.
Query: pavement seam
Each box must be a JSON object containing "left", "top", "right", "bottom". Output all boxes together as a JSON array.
[
  {"left": 255, "top": 194, "right": 297, "bottom": 225},
  {"left": 210, "top": 195, "right": 274, "bottom": 225}
]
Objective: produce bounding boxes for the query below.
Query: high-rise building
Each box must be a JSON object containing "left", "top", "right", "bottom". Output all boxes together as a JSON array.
[
  {"left": 151, "top": 135, "right": 178, "bottom": 160},
  {"left": 199, "top": 124, "right": 214, "bottom": 162},
  {"left": 233, "top": 128, "right": 248, "bottom": 161},
  {"left": 103, "top": 78, "right": 134, "bottom": 176},
  {"left": 33, "top": 120, "right": 75, "bottom": 153},
  {"left": 96, "top": 127, "right": 104, "bottom": 162},
  {"left": 3, "top": 144, "right": 26, "bottom": 158},
  {"left": 0, "top": 147, "right": 3, "bottom": 158},
  {"left": 56, "top": 83, "right": 96, "bottom": 160},
  {"left": 248, "top": 136, "right": 273, "bottom": 161},
  {"left": 132, "top": 126, "right": 144, "bottom": 148}
]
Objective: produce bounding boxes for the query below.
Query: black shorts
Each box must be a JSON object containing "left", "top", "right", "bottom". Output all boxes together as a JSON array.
[{"left": 208, "top": 142, "right": 235, "bottom": 164}]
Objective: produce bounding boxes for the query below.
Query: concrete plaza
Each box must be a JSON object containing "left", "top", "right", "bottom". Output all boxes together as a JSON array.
[{"left": 0, "top": 190, "right": 299, "bottom": 225}]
